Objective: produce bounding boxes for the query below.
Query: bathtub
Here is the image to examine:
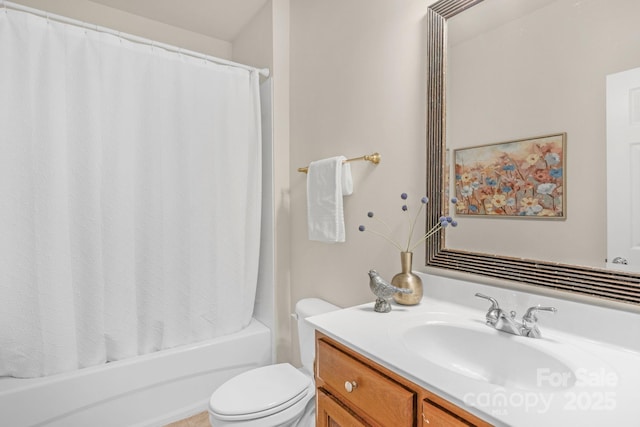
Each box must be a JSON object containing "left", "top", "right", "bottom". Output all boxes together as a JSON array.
[{"left": 0, "top": 319, "right": 271, "bottom": 427}]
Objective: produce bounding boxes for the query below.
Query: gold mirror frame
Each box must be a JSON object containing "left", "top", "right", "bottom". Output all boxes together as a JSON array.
[{"left": 425, "top": 0, "right": 640, "bottom": 306}]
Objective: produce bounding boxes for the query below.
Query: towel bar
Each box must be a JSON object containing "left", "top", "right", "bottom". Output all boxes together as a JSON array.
[{"left": 298, "top": 152, "right": 381, "bottom": 173}]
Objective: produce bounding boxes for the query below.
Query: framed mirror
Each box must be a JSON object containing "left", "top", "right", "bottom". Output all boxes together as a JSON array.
[{"left": 424, "top": 0, "right": 640, "bottom": 306}]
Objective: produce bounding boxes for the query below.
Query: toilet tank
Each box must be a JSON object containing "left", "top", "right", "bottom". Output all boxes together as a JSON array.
[{"left": 295, "top": 298, "right": 340, "bottom": 374}]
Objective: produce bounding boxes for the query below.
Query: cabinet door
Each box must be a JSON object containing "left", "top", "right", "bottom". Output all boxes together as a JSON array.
[
  {"left": 317, "top": 389, "right": 369, "bottom": 427},
  {"left": 422, "top": 397, "right": 492, "bottom": 427},
  {"left": 422, "top": 399, "right": 470, "bottom": 427}
]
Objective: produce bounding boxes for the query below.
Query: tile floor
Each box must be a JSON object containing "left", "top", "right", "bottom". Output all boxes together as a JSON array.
[{"left": 164, "top": 411, "right": 210, "bottom": 427}]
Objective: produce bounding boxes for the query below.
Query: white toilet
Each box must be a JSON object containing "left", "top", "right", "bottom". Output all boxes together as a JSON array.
[{"left": 208, "top": 298, "right": 340, "bottom": 427}]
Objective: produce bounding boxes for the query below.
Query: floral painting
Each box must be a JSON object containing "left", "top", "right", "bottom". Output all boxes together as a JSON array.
[{"left": 453, "top": 133, "right": 566, "bottom": 218}]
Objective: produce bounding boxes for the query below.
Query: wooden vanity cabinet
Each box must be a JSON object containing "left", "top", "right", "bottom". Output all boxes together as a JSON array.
[{"left": 315, "top": 332, "right": 492, "bottom": 427}]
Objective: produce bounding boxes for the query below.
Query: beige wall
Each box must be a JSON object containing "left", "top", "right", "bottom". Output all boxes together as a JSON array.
[
  {"left": 287, "top": 0, "right": 437, "bottom": 363},
  {"left": 229, "top": 0, "right": 439, "bottom": 364},
  {"left": 269, "top": 0, "right": 293, "bottom": 364},
  {"left": 233, "top": 0, "right": 294, "bottom": 364},
  {"left": 232, "top": 1, "right": 273, "bottom": 70},
  {"left": 233, "top": 0, "right": 440, "bottom": 365}
]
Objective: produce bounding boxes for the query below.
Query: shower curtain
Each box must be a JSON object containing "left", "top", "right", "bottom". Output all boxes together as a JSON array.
[{"left": 0, "top": 8, "right": 262, "bottom": 378}]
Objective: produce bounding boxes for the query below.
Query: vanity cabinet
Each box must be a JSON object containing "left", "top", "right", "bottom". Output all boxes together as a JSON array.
[{"left": 315, "top": 332, "right": 492, "bottom": 427}]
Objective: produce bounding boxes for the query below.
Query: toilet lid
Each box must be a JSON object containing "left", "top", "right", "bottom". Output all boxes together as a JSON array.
[{"left": 209, "top": 363, "right": 312, "bottom": 420}]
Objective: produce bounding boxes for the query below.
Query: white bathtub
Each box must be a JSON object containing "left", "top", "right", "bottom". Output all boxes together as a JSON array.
[{"left": 0, "top": 319, "right": 271, "bottom": 427}]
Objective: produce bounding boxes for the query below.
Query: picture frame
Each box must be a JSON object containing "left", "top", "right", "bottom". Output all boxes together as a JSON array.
[{"left": 453, "top": 133, "right": 566, "bottom": 218}]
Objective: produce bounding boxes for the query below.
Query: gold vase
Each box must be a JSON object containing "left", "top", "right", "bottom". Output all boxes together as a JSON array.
[{"left": 392, "top": 251, "right": 423, "bottom": 305}]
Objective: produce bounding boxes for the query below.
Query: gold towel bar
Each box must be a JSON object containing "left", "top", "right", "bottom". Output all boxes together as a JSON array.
[{"left": 298, "top": 152, "right": 381, "bottom": 173}]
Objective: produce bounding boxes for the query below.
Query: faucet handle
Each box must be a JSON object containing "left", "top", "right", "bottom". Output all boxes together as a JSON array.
[
  {"left": 523, "top": 305, "right": 557, "bottom": 319},
  {"left": 522, "top": 305, "right": 557, "bottom": 326},
  {"left": 475, "top": 293, "right": 501, "bottom": 325},
  {"left": 475, "top": 293, "right": 500, "bottom": 309}
]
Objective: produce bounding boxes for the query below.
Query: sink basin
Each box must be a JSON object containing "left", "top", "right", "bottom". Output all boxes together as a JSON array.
[{"left": 402, "top": 321, "right": 577, "bottom": 391}]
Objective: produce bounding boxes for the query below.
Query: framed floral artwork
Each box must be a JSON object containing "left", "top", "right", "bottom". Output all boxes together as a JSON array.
[{"left": 453, "top": 133, "right": 566, "bottom": 218}]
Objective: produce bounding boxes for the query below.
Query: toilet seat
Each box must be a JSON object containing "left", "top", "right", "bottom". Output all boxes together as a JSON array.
[{"left": 208, "top": 363, "right": 312, "bottom": 422}]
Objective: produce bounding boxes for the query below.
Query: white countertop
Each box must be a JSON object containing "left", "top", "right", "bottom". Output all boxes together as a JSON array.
[{"left": 307, "top": 273, "right": 640, "bottom": 426}]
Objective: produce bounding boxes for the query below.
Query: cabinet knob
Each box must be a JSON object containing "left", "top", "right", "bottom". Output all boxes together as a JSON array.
[{"left": 344, "top": 380, "right": 358, "bottom": 393}]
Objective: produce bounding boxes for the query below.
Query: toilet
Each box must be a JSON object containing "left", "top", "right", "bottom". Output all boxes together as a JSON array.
[{"left": 208, "top": 298, "right": 340, "bottom": 427}]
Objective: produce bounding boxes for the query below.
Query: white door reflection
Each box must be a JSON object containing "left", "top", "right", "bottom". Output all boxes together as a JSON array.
[{"left": 607, "top": 66, "right": 640, "bottom": 271}]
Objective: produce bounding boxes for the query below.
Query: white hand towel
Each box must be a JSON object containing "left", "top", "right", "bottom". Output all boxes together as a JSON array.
[{"left": 307, "top": 156, "right": 353, "bottom": 243}]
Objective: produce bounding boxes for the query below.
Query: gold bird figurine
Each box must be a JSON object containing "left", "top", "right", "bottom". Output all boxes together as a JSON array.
[{"left": 368, "top": 270, "right": 412, "bottom": 313}]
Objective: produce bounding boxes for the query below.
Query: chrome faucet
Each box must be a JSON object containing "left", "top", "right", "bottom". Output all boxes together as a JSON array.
[{"left": 475, "top": 293, "right": 557, "bottom": 338}]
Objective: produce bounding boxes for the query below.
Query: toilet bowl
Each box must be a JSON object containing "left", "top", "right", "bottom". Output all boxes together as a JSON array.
[{"left": 208, "top": 298, "right": 340, "bottom": 427}]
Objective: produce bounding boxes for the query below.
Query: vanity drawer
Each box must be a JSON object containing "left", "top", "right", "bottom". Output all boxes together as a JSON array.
[{"left": 316, "top": 338, "right": 416, "bottom": 426}]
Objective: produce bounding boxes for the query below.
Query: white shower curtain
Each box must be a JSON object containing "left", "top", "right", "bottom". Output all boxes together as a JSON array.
[{"left": 0, "top": 8, "right": 262, "bottom": 377}]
